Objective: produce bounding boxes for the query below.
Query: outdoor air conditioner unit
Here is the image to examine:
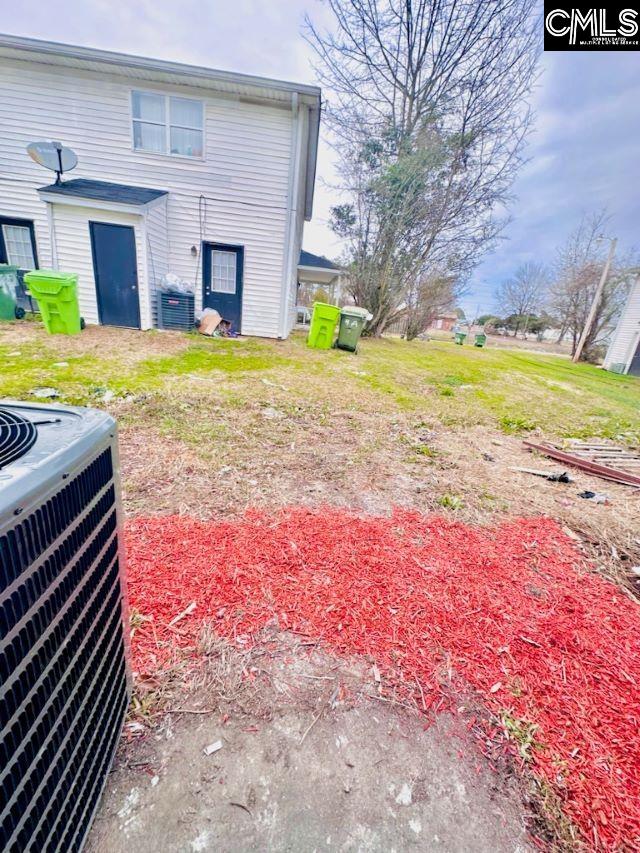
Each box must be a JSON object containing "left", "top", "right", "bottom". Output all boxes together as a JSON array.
[
  {"left": 0, "top": 401, "right": 130, "bottom": 852},
  {"left": 157, "top": 289, "right": 195, "bottom": 331}
]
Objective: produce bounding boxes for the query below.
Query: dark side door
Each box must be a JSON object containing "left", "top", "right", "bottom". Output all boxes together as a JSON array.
[
  {"left": 202, "top": 243, "right": 243, "bottom": 334},
  {"left": 90, "top": 222, "right": 140, "bottom": 328},
  {"left": 629, "top": 338, "right": 640, "bottom": 377}
]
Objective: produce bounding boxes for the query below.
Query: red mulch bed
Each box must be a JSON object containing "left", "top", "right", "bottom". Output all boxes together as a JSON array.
[{"left": 125, "top": 508, "right": 640, "bottom": 850}]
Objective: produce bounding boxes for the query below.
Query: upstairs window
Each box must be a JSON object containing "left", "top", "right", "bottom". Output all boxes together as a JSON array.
[{"left": 132, "top": 91, "right": 204, "bottom": 158}]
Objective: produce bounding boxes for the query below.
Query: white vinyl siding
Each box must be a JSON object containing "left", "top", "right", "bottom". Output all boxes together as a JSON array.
[
  {"left": 0, "top": 56, "right": 299, "bottom": 337},
  {"left": 145, "top": 200, "right": 169, "bottom": 327},
  {"left": 0, "top": 180, "right": 51, "bottom": 270},
  {"left": 604, "top": 278, "right": 640, "bottom": 373},
  {"left": 51, "top": 204, "right": 146, "bottom": 327}
]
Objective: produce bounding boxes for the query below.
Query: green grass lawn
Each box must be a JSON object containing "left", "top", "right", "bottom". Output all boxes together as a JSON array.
[{"left": 1, "top": 323, "right": 639, "bottom": 444}]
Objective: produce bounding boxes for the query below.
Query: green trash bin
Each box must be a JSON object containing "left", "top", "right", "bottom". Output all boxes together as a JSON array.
[
  {"left": 474, "top": 333, "right": 487, "bottom": 348},
  {"left": 307, "top": 301, "right": 340, "bottom": 349},
  {"left": 336, "top": 306, "right": 370, "bottom": 352},
  {"left": 454, "top": 331, "right": 467, "bottom": 345},
  {"left": 0, "top": 265, "right": 23, "bottom": 321},
  {"left": 23, "top": 269, "right": 82, "bottom": 335}
]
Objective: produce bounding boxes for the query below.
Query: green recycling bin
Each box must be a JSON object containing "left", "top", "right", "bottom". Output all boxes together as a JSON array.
[
  {"left": 23, "top": 269, "right": 81, "bottom": 335},
  {"left": 0, "top": 265, "right": 24, "bottom": 321},
  {"left": 474, "top": 333, "right": 487, "bottom": 348},
  {"left": 454, "top": 331, "right": 467, "bottom": 345},
  {"left": 307, "top": 301, "right": 340, "bottom": 349},
  {"left": 336, "top": 306, "right": 370, "bottom": 352}
]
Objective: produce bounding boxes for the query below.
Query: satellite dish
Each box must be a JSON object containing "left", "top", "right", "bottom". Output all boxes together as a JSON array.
[{"left": 27, "top": 140, "right": 78, "bottom": 184}]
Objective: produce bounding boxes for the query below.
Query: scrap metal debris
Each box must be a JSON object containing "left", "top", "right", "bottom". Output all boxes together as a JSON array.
[
  {"left": 524, "top": 439, "right": 640, "bottom": 487},
  {"left": 203, "top": 740, "right": 223, "bottom": 756},
  {"left": 512, "top": 467, "right": 573, "bottom": 483},
  {"left": 125, "top": 509, "right": 640, "bottom": 849}
]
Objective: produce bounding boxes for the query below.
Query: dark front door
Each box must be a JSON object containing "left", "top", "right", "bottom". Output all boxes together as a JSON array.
[
  {"left": 629, "top": 338, "right": 640, "bottom": 377},
  {"left": 90, "top": 222, "right": 140, "bottom": 328},
  {"left": 202, "top": 243, "right": 243, "bottom": 333}
]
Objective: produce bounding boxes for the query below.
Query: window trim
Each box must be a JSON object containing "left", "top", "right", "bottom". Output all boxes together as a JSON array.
[
  {"left": 0, "top": 216, "right": 39, "bottom": 269},
  {"left": 130, "top": 89, "right": 205, "bottom": 160}
]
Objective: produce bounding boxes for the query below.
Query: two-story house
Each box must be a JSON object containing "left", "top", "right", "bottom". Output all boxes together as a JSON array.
[{"left": 0, "top": 34, "right": 320, "bottom": 338}]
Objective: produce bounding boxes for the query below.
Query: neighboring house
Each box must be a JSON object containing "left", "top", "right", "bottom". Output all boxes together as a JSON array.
[
  {"left": 297, "top": 250, "right": 346, "bottom": 308},
  {"left": 429, "top": 313, "right": 458, "bottom": 332},
  {"left": 604, "top": 277, "right": 640, "bottom": 376},
  {"left": 0, "top": 34, "right": 321, "bottom": 337}
]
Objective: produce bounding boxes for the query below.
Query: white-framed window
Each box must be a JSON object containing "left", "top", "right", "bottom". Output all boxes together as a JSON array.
[
  {"left": 1, "top": 222, "right": 36, "bottom": 268},
  {"left": 131, "top": 91, "right": 204, "bottom": 158},
  {"left": 211, "top": 249, "right": 237, "bottom": 293}
]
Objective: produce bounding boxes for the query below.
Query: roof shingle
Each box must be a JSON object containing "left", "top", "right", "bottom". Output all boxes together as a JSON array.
[
  {"left": 39, "top": 178, "right": 167, "bottom": 206},
  {"left": 298, "top": 250, "right": 341, "bottom": 271}
]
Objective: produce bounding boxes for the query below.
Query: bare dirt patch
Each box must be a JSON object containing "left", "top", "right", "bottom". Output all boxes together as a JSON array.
[
  {"left": 88, "top": 634, "right": 533, "bottom": 853},
  {"left": 2, "top": 321, "right": 192, "bottom": 363}
]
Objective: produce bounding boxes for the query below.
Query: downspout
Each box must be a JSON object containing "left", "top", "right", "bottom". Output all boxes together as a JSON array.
[
  {"left": 46, "top": 202, "right": 58, "bottom": 269},
  {"left": 139, "top": 214, "right": 152, "bottom": 330},
  {"left": 278, "top": 92, "right": 304, "bottom": 339}
]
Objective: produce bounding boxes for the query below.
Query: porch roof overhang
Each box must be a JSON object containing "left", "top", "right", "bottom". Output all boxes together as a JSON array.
[
  {"left": 297, "top": 265, "right": 342, "bottom": 286},
  {"left": 297, "top": 250, "right": 344, "bottom": 286},
  {"left": 37, "top": 178, "right": 168, "bottom": 215}
]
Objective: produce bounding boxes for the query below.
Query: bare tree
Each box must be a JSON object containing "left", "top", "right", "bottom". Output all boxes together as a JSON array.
[
  {"left": 404, "top": 272, "right": 459, "bottom": 341},
  {"left": 305, "top": 0, "right": 541, "bottom": 335},
  {"left": 495, "top": 262, "right": 549, "bottom": 336},
  {"left": 549, "top": 212, "right": 635, "bottom": 359}
]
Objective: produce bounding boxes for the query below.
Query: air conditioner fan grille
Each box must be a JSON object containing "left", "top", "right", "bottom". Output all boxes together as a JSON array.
[{"left": 0, "top": 408, "right": 37, "bottom": 469}]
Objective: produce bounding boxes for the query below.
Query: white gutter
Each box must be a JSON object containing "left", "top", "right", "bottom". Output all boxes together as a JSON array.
[
  {"left": 138, "top": 215, "right": 152, "bottom": 331},
  {"left": 278, "top": 93, "right": 304, "bottom": 339},
  {"left": 0, "top": 33, "right": 321, "bottom": 102},
  {"left": 298, "top": 265, "right": 343, "bottom": 275}
]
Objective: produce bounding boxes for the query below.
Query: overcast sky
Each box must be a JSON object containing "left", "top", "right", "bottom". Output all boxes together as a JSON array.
[{"left": 3, "top": 1, "right": 639, "bottom": 318}]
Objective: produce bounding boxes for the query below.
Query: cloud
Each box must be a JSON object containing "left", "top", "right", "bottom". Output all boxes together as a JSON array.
[{"left": 464, "top": 50, "right": 640, "bottom": 317}]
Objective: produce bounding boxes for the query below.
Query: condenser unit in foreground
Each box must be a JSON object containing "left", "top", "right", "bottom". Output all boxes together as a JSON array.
[{"left": 0, "top": 401, "right": 131, "bottom": 852}]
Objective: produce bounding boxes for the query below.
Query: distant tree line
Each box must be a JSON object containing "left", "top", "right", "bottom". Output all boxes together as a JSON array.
[
  {"left": 489, "top": 211, "right": 637, "bottom": 360},
  {"left": 476, "top": 311, "right": 557, "bottom": 341}
]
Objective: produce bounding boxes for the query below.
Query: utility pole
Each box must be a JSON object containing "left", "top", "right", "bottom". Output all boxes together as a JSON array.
[{"left": 572, "top": 237, "right": 617, "bottom": 363}]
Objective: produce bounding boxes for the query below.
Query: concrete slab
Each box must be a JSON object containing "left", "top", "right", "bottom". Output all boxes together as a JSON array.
[{"left": 88, "top": 640, "right": 532, "bottom": 853}]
